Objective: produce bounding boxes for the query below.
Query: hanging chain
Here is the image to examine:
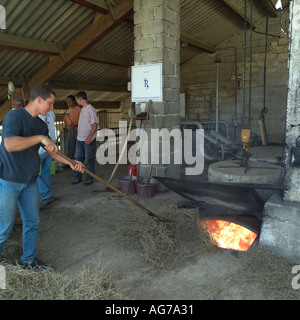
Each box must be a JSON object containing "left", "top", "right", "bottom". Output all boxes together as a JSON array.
[
  {"left": 263, "top": 0, "right": 269, "bottom": 113},
  {"left": 248, "top": 0, "right": 253, "bottom": 130},
  {"left": 242, "top": 0, "right": 247, "bottom": 129}
]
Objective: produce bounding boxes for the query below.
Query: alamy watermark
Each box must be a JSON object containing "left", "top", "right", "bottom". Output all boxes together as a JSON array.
[
  {"left": 292, "top": 265, "right": 300, "bottom": 290},
  {"left": 0, "top": 5, "right": 6, "bottom": 30},
  {"left": 96, "top": 121, "right": 204, "bottom": 175},
  {"left": 0, "top": 265, "right": 5, "bottom": 290}
]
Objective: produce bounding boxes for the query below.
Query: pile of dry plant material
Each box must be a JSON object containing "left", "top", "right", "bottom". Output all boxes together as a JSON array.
[
  {"left": 0, "top": 220, "right": 124, "bottom": 300},
  {"left": 203, "top": 246, "right": 299, "bottom": 300},
  {"left": 0, "top": 261, "right": 125, "bottom": 300},
  {"left": 118, "top": 204, "right": 220, "bottom": 269},
  {"left": 119, "top": 204, "right": 299, "bottom": 300},
  {"left": 1, "top": 219, "right": 23, "bottom": 264},
  {"left": 234, "top": 247, "right": 299, "bottom": 300}
]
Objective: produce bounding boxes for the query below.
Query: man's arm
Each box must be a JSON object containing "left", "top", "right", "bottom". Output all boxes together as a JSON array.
[
  {"left": 47, "top": 149, "right": 84, "bottom": 173},
  {"left": 4, "top": 135, "right": 57, "bottom": 152},
  {"left": 85, "top": 122, "right": 98, "bottom": 145}
]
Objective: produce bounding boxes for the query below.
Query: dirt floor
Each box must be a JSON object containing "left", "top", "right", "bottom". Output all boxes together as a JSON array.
[{"left": 14, "top": 160, "right": 294, "bottom": 301}]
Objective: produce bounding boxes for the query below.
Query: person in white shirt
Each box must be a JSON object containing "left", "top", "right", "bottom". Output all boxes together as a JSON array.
[
  {"left": 38, "top": 109, "right": 56, "bottom": 209},
  {"left": 72, "top": 91, "right": 98, "bottom": 185}
]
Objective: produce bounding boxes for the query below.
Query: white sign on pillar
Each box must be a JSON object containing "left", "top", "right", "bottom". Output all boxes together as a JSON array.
[{"left": 131, "top": 63, "right": 163, "bottom": 102}]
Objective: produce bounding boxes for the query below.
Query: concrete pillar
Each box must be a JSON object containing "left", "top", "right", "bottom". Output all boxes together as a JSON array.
[
  {"left": 133, "top": 0, "right": 181, "bottom": 184},
  {"left": 259, "top": 0, "right": 300, "bottom": 263},
  {"left": 283, "top": 0, "right": 300, "bottom": 202}
]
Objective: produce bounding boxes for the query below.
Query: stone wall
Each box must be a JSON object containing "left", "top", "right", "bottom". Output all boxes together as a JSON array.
[
  {"left": 181, "top": 6, "right": 290, "bottom": 144},
  {"left": 283, "top": 0, "right": 300, "bottom": 202},
  {"left": 133, "top": 0, "right": 181, "bottom": 181}
]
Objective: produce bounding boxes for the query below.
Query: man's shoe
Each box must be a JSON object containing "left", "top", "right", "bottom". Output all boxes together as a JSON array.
[
  {"left": 71, "top": 178, "right": 82, "bottom": 185},
  {"left": 39, "top": 196, "right": 55, "bottom": 210},
  {"left": 84, "top": 179, "right": 93, "bottom": 186},
  {"left": 22, "top": 258, "right": 54, "bottom": 272}
]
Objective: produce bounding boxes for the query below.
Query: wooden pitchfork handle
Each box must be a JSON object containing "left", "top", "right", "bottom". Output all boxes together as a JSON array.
[{"left": 57, "top": 150, "right": 170, "bottom": 223}]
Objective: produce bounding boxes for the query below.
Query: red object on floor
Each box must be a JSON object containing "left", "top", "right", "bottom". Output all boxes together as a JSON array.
[{"left": 128, "top": 164, "right": 137, "bottom": 176}]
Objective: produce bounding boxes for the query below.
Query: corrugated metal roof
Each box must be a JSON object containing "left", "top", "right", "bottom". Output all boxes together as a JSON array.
[
  {"left": 181, "top": 0, "right": 268, "bottom": 48},
  {"left": 0, "top": 49, "right": 47, "bottom": 77},
  {"left": 56, "top": 59, "right": 127, "bottom": 84},
  {"left": 0, "top": 0, "right": 289, "bottom": 111},
  {"left": 3, "top": 0, "right": 95, "bottom": 42},
  {"left": 91, "top": 22, "right": 134, "bottom": 62}
]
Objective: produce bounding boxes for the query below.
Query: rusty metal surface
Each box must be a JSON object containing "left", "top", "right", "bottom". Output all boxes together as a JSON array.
[
  {"left": 154, "top": 177, "right": 264, "bottom": 212},
  {"left": 155, "top": 176, "right": 264, "bottom": 235}
]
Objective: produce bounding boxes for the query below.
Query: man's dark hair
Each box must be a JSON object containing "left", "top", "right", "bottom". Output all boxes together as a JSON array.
[
  {"left": 67, "top": 95, "right": 76, "bottom": 102},
  {"left": 30, "top": 85, "right": 56, "bottom": 102},
  {"left": 75, "top": 91, "right": 88, "bottom": 101}
]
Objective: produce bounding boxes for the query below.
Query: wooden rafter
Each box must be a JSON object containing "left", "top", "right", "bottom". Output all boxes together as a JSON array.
[
  {"left": 261, "top": 0, "right": 278, "bottom": 18},
  {"left": 49, "top": 80, "right": 128, "bottom": 92},
  {"left": 0, "top": 33, "right": 58, "bottom": 55},
  {"left": 27, "top": 0, "right": 133, "bottom": 89},
  {"left": 0, "top": 77, "right": 128, "bottom": 92},
  {"left": 0, "top": 34, "right": 131, "bottom": 67},
  {"left": 105, "top": 0, "right": 118, "bottom": 20},
  {"left": 68, "top": 0, "right": 109, "bottom": 14},
  {"left": 0, "top": 0, "right": 133, "bottom": 121}
]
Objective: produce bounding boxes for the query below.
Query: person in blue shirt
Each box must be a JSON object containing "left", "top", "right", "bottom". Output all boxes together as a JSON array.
[{"left": 0, "top": 85, "right": 84, "bottom": 270}]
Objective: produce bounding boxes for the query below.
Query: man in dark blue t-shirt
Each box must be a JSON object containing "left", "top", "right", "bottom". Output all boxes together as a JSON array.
[{"left": 0, "top": 85, "right": 84, "bottom": 270}]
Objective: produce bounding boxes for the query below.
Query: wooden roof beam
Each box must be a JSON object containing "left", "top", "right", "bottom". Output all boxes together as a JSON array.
[
  {"left": 261, "top": 0, "right": 278, "bottom": 18},
  {"left": 0, "top": 34, "right": 131, "bottom": 67},
  {"left": 26, "top": 0, "right": 133, "bottom": 90},
  {"left": 0, "top": 0, "right": 133, "bottom": 121},
  {"left": 68, "top": 0, "right": 109, "bottom": 14},
  {"left": 0, "top": 33, "right": 58, "bottom": 55},
  {"left": 105, "top": 0, "right": 118, "bottom": 20},
  {"left": 0, "top": 77, "right": 127, "bottom": 92},
  {"left": 49, "top": 80, "right": 128, "bottom": 92}
]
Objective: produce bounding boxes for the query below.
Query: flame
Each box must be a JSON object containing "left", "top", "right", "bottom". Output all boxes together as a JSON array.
[{"left": 200, "top": 220, "right": 257, "bottom": 252}]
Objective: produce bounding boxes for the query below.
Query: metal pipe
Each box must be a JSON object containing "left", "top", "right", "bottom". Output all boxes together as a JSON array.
[
  {"left": 216, "top": 61, "right": 220, "bottom": 133},
  {"left": 180, "top": 121, "right": 215, "bottom": 161}
]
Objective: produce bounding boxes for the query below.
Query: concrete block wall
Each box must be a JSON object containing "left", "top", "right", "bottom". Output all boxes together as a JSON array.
[
  {"left": 120, "top": 97, "right": 134, "bottom": 122},
  {"left": 283, "top": 0, "right": 300, "bottom": 202},
  {"left": 134, "top": 0, "right": 181, "bottom": 127},
  {"left": 133, "top": 0, "right": 181, "bottom": 181},
  {"left": 181, "top": 6, "right": 290, "bottom": 144},
  {"left": 105, "top": 110, "right": 122, "bottom": 129}
]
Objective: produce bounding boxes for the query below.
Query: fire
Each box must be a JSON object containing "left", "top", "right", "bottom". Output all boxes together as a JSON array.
[{"left": 200, "top": 219, "right": 257, "bottom": 252}]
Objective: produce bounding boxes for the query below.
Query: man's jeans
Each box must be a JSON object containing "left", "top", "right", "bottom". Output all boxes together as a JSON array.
[
  {"left": 0, "top": 179, "right": 40, "bottom": 264},
  {"left": 74, "top": 139, "right": 96, "bottom": 181},
  {"left": 66, "top": 127, "right": 78, "bottom": 159},
  {"left": 37, "top": 151, "right": 53, "bottom": 200}
]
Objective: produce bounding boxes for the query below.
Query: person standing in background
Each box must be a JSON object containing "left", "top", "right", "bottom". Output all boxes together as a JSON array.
[
  {"left": 38, "top": 108, "right": 56, "bottom": 210},
  {"left": 11, "top": 98, "right": 25, "bottom": 110},
  {"left": 72, "top": 91, "right": 98, "bottom": 186},
  {"left": 64, "top": 95, "right": 81, "bottom": 166}
]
